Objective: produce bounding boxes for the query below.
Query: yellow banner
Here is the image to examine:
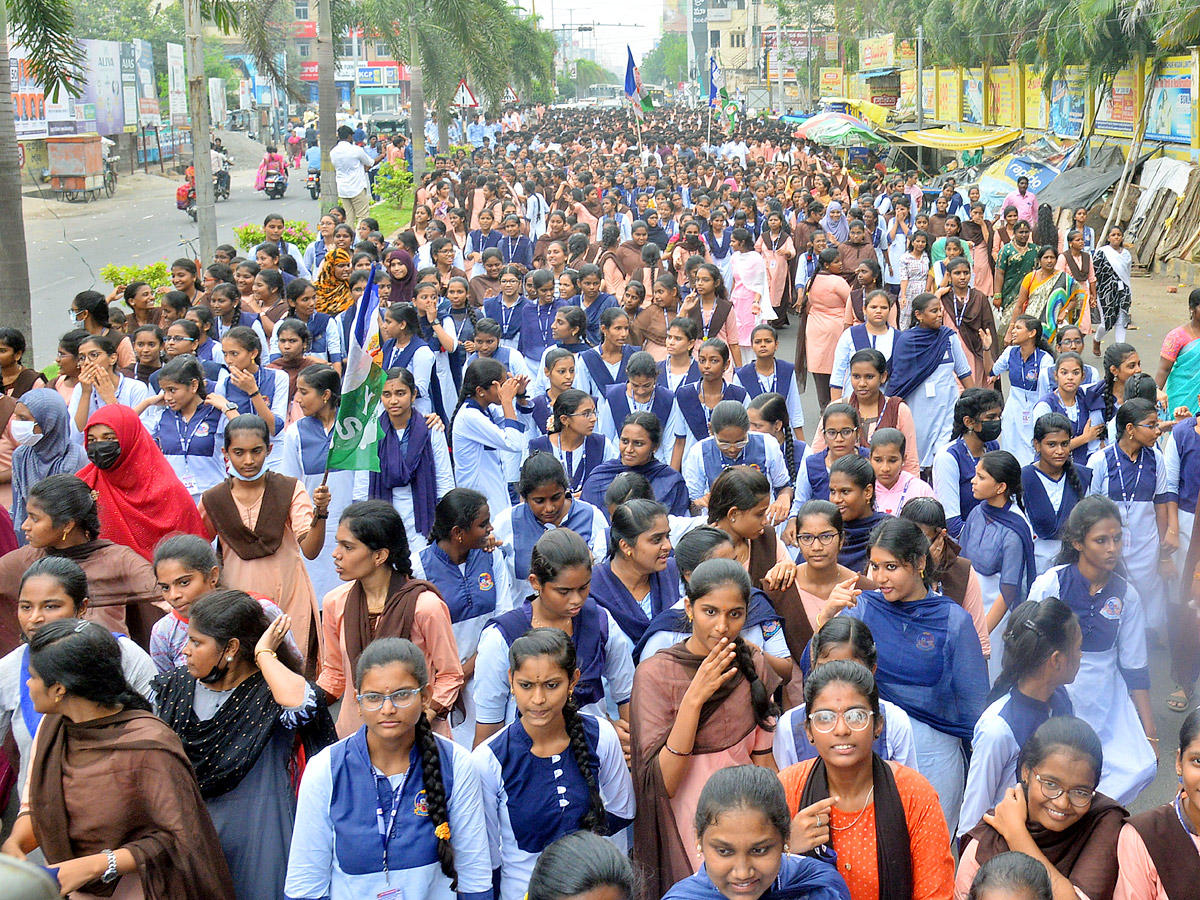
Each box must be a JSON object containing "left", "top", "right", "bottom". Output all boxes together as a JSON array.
[
  {"left": 987, "top": 66, "right": 1014, "bottom": 126},
  {"left": 1024, "top": 67, "right": 1047, "bottom": 129},
  {"left": 819, "top": 67, "right": 844, "bottom": 98},
  {"left": 860, "top": 34, "right": 895, "bottom": 70},
  {"left": 937, "top": 69, "right": 960, "bottom": 121}
]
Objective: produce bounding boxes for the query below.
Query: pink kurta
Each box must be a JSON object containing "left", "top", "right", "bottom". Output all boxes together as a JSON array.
[
  {"left": 805, "top": 274, "right": 851, "bottom": 374},
  {"left": 198, "top": 480, "right": 320, "bottom": 664},
  {"left": 756, "top": 233, "right": 795, "bottom": 311},
  {"left": 1114, "top": 818, "right": 1200, "bottom": 900},
  {"left": 730, "top": 251, "right": 769, "bottom": 345},
  {"left": 875, "top": 470, "right": 937, "bottom": 515},
  {"left": 970, "top": 240, "right": 994, "bottom": 296}
]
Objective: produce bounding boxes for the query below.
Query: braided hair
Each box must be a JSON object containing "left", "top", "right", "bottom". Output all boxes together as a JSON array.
[
  {"left": 685, "top": 558, "right": 779, "bottom": 731},
  {"left": 748, "top": 392, "right": 797, "bottom": 481},
  {"left": 353, "top": 638, "right": 457, "bottom": 887},
  {"left": 1032, "top": 412, "right": 1084, "bottom": 498},
  {"left": 447, "top": 276, "right": 477, "bottom": 329},
  {"left": 1100, "top": 342, "right": 1137, "bottom": 424},
  {"left": 210, "top": 282, "right": 244, "bottom": 328},
  {"left": 988, "top": 598, "right": 1079, "bottom": 704},
  {"left": 509, "top": 628, "right": 607, "bottom": 833}
]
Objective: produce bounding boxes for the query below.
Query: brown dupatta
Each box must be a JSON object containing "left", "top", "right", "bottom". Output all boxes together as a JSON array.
[
  {"left": 966, "top": 792, "right": 1125, "bottom": 900},
  {"left": 946, "top": 287, "right": 999, "bottom": 376},
  {"left": 749, "top": 528, "right": 813, "bottom": 661},
  {"left": 1128, "top": 801, "right": 1200, "bottom": 899},
  {"left": 630, "top": 642, "right": 774, "bottom": 899},
  {"left": 201, "top": 471, "right": 297, "bottom": 560},
  {"left": 343, "top": 568, "right": 443, "bottom": 677},
  {"left": 30, "top": 709, "right": 236, "bottom": 900},
  {"left": 1063, "top": 250, "right": 1092, "bottom": 283}
]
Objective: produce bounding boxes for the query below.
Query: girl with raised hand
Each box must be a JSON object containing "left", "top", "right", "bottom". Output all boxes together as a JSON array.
[
  {"left": 413, "top": 280, "right": 463, "bottom": 423},
  {"left": 932, "top": 387, "right": 1005, "bottom": 538},
  {"left": 1031, "top": 352, "right": 1104, "bottom": 469},
  {"left": 68, "top": 332, "right": 151, "bottom": 437},
  {"left": 281, "top": 363, "right": 356, "bottom": 600},
  {"left": 960, "top": 599, "right": 1081, "bottom": 840},
  {"left": 631, "top": 558, "right": 783, "bottom": 896},
  {"left": 1022, "top": 413, "right": 1093, "bottom": 575},
  {"left": 683, "top": 400, "right": 792, "bottom": 519},
  {"left": 1025, "top": 496, "right": 1157, "bottom": 805},
  {"left": 956, "top": 717, "right": 1124, "bottom": 900},
  {"left": 527, "top": 348, "right": 578, "bottom": 438},
  {"left": 663, "top": 765, "right": 850, "bottom": 900},
  {"left": 473, "top": 529, "right": 634, "bottom": 747},
  {"left": 492, "top": 453, "right": 608, "bottom": 611},
  {"left": 581, "top": 412, "right": 692, "bottom": 518},
  {"left": 992, "top": 314, "right": 1055, "bottom": 466},
  {"left": 828, "top": 455, "right": 891, "bottom": 572},
  {"left": 791, "top": 499, "right": 876, "bottom": 641},
  {"left": 1085, "top": 397, "right": 1172, "bottom": 632},
  {"left": 451, "top": 357, "right": 531, "bottom": 517},
  {"left": 959, "top": 450, "right": 1037, "bottom": 675},
  {"left": 285, "top": 638, "right": 492, "bottom": 900},
  {"left": 815, "top": 517, "right": 988, "bottom": 836},
  {"left": 778, "top": 659, "right": 955, "bottom": 900},
  {"left": 473, "top": 628, "right": 635, "bottom": 900},
  {"left": 152, "top": 591, "right": 334, "bottom": 900},
  {"left": 773, "top": 617, "right": 917, "bottom": 771},
  {"left": 1114, "top": 708, "right": 1200, "bottom": 900},
  {"left": 418, "top": 489, "right": 510, "bottom": 745}
]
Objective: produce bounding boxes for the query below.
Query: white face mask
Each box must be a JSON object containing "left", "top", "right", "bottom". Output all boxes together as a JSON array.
[{"left": 11, "top": 420, "right": 42, "bottom": 447}]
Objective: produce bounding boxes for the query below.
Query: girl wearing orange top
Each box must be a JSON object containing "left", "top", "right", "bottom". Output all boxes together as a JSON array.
[{"left": 779, "top": 660, "right": 954, "bottom": 900}]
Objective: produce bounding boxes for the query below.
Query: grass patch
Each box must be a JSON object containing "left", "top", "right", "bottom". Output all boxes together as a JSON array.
[{"left": 372, "top": 191, "right": 414, "bottom": 240}]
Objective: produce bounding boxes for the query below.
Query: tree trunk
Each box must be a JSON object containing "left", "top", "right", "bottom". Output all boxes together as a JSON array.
[
  {"left": 0, "top": 7, "right": 34, "bottom": 354},
  {"left": 1104, "top": 58, "right": 1156, "bottom": 238},
  {"left": 437, "top": 102, "right": 449, "bottom": 153},
  {"left": 317, "top": 0, "right": 339, "bottom": 212},
  {"left": 183, "top": 0, "right": 216, "bottom": 262},
  {"left": 409, "top": 10, "right": 426, "bottom": 180}
]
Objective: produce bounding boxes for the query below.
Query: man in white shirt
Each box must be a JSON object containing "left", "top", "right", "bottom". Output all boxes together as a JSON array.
[{"left": 329, "top": 125, "right": 374, "bottom": 228}]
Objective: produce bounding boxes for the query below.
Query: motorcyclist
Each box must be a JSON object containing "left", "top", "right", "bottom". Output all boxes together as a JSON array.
[
  {"left": 304, "top": 142, "right": 322, "bottom": 174},
  {"left": 254, "top": 145, "right": 288, "bottom": 192},
  {"left": 210, "top": 142, "right": 231, "bottom": 194}
]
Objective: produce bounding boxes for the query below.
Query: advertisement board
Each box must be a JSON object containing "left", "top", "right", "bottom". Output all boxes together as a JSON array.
[
  {"left": 921, "top": 70, "right": 935, "bottom": 117},
  {"left": 962, "top": 69, "right": 984, "bottom": 124},
  {"left": 1023, "top": 67, "right": 1047, "bottom": 130},
  {"left": 900, "top": 69, "right": 916, "bottom": 106},
  {"left": 988, "top": 66, "right": 1014, "bottom": 126},
  {"left": 1095, "top": 66, "right": 1138, "bottom": 136},
  {"left": 860, "top": 34, "right": 895, "bottom": 71},
  {"left": 167, "top": 42, "right": 187, "bottom": 126},
  {"left": 134, "top": 39, "right": 160, "bottom": 126},
  {"left": 937, "top": 69, "right": 959, "bottom": 121},
  {"left": 819, "top": 67, "right": 843, "bottom": 97},
  {"left": 1049, "top": 66, "right": 1085, "bottom": 138},
  {"left": 120, "top": 42, "right": 138, "bottom": 132},
  {"left": 1146, "top": 55, "right": 1192, "bottom": 143},
  {"left": 11, "top": 43, "right": 47, "bottom": 139},
  {"left": 80, "top": 40, "right": 123, "bottom": 135}
]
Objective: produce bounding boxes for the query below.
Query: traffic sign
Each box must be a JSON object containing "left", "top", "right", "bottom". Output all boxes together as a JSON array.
[
  {"left": 503, "top": 85, "right": 519, "bottom": 104},
  {"left": 454, "top": 79, "right": 479, "bottom": 108}
]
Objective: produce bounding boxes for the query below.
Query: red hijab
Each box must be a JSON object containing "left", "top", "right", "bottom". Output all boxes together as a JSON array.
[{"left": 76, "top": 404, "right": 207, "bottom": 560}]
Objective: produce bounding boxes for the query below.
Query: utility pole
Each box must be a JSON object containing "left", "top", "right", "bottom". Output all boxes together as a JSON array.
[
  {"left": 806, "top": 5, "right": 812, "bottom": 110},
  {"left": 183, "top": 0, "right": 216, "bottom": 262},
  {"left": 915, "top": 24, "right": 924, "bottom": 130}
]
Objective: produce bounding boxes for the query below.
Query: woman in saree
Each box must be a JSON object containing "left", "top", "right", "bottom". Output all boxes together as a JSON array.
[
  {"left": 962, "top": 202, "right": 995, "bottom": 297},
  {"left": 1012, "top": 245, "right": 1087, "bottom": 344},
  {"left": 994, "top": 220, "right": 1037, "bottom": 335},
  {"left": 1155, "top": 287, "right": 1200, "bottom": 418},
  {"left": 1092, "top": 226, "right": 1133, "bottom": 357}
]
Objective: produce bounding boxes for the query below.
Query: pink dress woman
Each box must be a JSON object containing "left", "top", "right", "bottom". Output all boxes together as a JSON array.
[
  {"left": 756, "top": 232, "right": 796, "bottom": 318},
  {"left": 730, "top": 249, "right": 769, "bottom": 347},
  {"left": 804, "top": 273, "right": 851, "bottom": 376}
]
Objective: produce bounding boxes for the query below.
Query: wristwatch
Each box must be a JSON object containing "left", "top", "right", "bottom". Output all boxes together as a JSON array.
[
  {"left": 225, "top": 401, "right": 238, "bottom": 413},
  {"left": 100, "top": 849, "right": 119, "bottom": 884}
]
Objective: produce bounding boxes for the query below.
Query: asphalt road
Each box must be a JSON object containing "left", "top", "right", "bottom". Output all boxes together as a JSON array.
[{"left": 21, "top": 179, "right": 1194, "bottom": 812}]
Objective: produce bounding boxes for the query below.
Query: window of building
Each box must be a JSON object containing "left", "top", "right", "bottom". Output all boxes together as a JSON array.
[
  {"left": 296, "top": 40, "right": 311, "bottom": 58},
  {"left": 340, "top": 38, "right": 355, "bottom": 57},
  {"left": 710, "top": 30, "right": 721, "bottom": 47},
  {"left": 731, "top": 32, "right": 745, "bottom": 48},
  {"left": 294, "top": 0, "right": 308, "bottom": 19}
]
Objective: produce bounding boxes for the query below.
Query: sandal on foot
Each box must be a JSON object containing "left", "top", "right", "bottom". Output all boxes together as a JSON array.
[{"left": 1167, "top": 687, "right": 1192, "bottom": 712}]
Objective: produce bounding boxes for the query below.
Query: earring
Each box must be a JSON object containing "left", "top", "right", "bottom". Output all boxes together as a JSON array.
[
  {"left": 62, "top": 528, "right": 71, "bottom": 542},
  {"left": 226, "top": 657, "right": 233, "bottom": 662}
]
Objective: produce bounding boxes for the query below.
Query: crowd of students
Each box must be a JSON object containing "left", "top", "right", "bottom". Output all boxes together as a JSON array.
[{"left": 0, "top": 104, "right": 1196, "bottom": 900}]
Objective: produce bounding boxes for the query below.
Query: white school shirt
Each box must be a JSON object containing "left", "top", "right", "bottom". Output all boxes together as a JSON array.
[
  {"left": 383, "top": 339, "right": 437, "bottom": 417},
  {"left": 596, "top": 389, "right": 687, "bottom": 467},
  {"left": 153, "top": 405, "right": 228, "bottom": 500},
  {"left": 830, "top": 327, "right": 897, "bottom": 395},
  {"left": 268, "top": 315, "right": 343, "bottom": 364},
  {"left": 682, "top": 434, "right": 790, "bottom": 501},
  {"left": 451, "top": 403, "right": 529, "bottom": 515},
  {"left": 68, "top": 375, "right": 151, "bottom": 441},
  {"left": 213, "top": 366, "right": 291, "bottom": 471},
  {"left": 216, "top": 316, "right": 269, "bottom": 350},
  {"left": 906, "top": 331, "right": 974, "bottom": 467}
]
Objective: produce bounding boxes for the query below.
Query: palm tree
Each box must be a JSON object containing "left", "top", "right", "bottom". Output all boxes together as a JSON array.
[{"left": 0, "top": 0, "right": 82, "bottom": 341}]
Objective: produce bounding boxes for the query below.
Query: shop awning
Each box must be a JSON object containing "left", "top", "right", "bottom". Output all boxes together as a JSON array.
[
  {"left": 884, "top": 125, "right": 1023, "bottom": 151},
  {"left": 819, "top": 97, "right": 890, "bottom": 128}
]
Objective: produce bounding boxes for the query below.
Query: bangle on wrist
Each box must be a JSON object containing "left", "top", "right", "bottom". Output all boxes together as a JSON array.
[
  {"left": 255, "top": 649, "right": 277, "bottom": 660},
  {"left": 313, "top": 510, "right": 329, "bottom": 520},
  {"left": 663, "top": 743, "right": 690, "bottom": 757},
  {"left": 249, "top": 390, "right": 262, "bottom": 399}
]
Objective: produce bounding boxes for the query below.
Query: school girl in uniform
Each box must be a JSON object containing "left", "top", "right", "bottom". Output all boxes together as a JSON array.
[
  {"left": 957, "top": 449, "right": 1037, "bottom": 681},
  {"left": 788, "top": 403, "right": 865, "bottom": 514},
  {"left": 210, "top": 282, "right": 268, "bottom": 349},
  {"left": 267, "top": 279, "right": 343, "bottom": 368},
  {"left": 68, "top": 332, "right": 151, "bottom": 439},
  {"left": 1022, "top": 413, "right": 1093, "bottom": 576},
  {"left": 832, "top": 348, "right": 920, "bottom": 474},
  {"left": 483, "top": 264, "right": 529, "bottom": 351},
  {"left": 527, "top": 389, "right": 615, "bottom": 496},
  {"left": 1164, "top": 406, "right": 1200, "bottom": 572},
  {"left": 414, "top": 281, "right": 463, "bottom": 424},
  {"left": 658, "top": 316, "right": 702, "bottom": 392},
  {"left": 772, "top": 616, "right": 918, "bottom": 771},
  {"left": 211, "top": 325, "right": 290, "bottom": 471},
  {"left": 365, "top": 367, "right": 454, "bottom": 558},
  {"left": 381, "top": 302, "right": 438, "bottom": 417},
  {"left": 958, "top": 598, "right": 1081, "bottom": 838},
  {"left": 148, "top": 355, "right": 229, "bottom": 501},
  {"left": 580, "top": 412, "right": 692, "bottom": 518},
  {"left": 1088, "top": 342, "right": 1143, "bottom": 444},
  {"left": 519, "top": 270, "right": 563, "bottom": 372},
  {"left": 418, "top": 489, "right": 511, "bottom": 745},
  {"left": 991, "top": 314, "right": 1055, "bottom": 466},
  {"left": 285, "top": 638, "right": 493, "bottom": 900},
  {"left": 466, "top": 318, "right": 531, "bottom": 383},
  {"left": 886, "top": 291, "right": 976, "bottom": 470},
  {"left": 828, "top": 454, "right": 892, "bottom": 573},
  {"left": 576, "top": 308, "right": 638, "bottom": 397},
  {"left": 829, "top": 289, "right": 898, "bottom": 399},
  {"left": 682, "top": 400, "right": 792, "bottom": 518},
  {"left": 683, "top": 263, "right": 742, "bottom": 367},
  {"left": 1114, "top": 708, "right": 1200, "bottom": 900},
  {"left": 931, "top": 388, "right": 1005, "bottom": 538},
  {"left": 747, "top": 392, "right": 805, "bottom": 495},
  {"left": 530, "top": 308, "right": 590, "bottom": 399},
  {"left": 473, "top": 628, "right": 635, "bottom": 900},
  {"left": 1086, "top": 397, "right": 1172, "bottom": 631},
  {"left": 662, "top": 766, "right": 851, "bottom": 900},
  {"left": 187, "top": 305, "right": 226, "bottom": 366},
  {"left": 281, "top": 364, "right": 358, "bottom": 602},
  {"left": 675, "top": 339, "right": 749, "bottom": 461},
  {"left": 598, "top": 351, "right": 685, "bottom": 468},
  {"left": 1030, "top": 351, "right": 1104, "bottom": 469},
  {"left": 451, "top": 358, "right": 530, "bottom": 517},
  {"left": 491, "top": 453, "right": 609, "bottom": 611},
  {"left": 869, "top": 428, "right": 935, "bottom": 517},
  {"left": 437, "top": 276, "right": 478, "bottom": 395},
  {"left": 1025, "top": 495, "right": 1158, "bottom": 805},
  {"left": 1035, "top": 325, "right": 1100, "bottom": 394},
  {"left": 473, "top": 529, "right": 635, "bottom": 745},
  {"left": 576, "top": 264, "right": 619, "bottom": 345},
  {"left": 524, "top": 348, "right": 576, "bottom": 438},
  {"left": 734, "top": 324, "right": 805, "bottom": 439}
]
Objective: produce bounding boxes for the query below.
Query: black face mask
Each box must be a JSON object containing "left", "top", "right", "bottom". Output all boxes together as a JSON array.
[
  {"left": 976, "top": 419, "right": 1003, "bottom": 443},
  {"left": 85, "top": 440, "right": 121, "bottom": 470}
]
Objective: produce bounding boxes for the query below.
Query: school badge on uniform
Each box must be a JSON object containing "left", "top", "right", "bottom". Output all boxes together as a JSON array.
[
  {"left": 915, "top": 632, "right": 936, "bottom": 651},
  {"left": 413, "top": 790, "right": 429, "bottom": 816},
  {"left": 1099, "top": 596, "right": 1124, "bottom": 619},
  {"left": 479, "top": 572, "right": 494, "bottom": 591}
]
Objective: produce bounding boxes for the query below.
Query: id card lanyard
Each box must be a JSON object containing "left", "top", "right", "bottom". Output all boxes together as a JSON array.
[{"left": 376, "top": 768, "right": 411, "bottom": 885}]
